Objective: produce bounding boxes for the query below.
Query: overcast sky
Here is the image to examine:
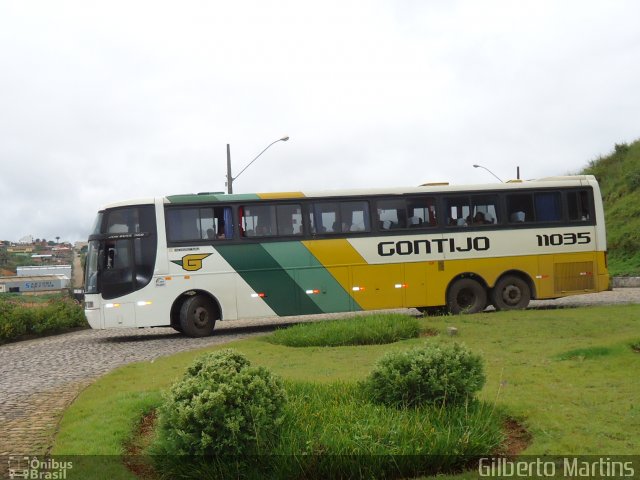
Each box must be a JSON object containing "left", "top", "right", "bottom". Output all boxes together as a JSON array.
[{"left": 1, "top": 0, "right": 639, "bottom": 243}]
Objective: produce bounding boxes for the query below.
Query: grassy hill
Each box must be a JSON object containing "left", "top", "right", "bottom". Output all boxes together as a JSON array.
[{"left": 582, "top": 139, "right": 640, "bottom": 276}]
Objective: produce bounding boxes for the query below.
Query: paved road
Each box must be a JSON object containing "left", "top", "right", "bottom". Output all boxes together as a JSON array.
[{"left": 1, "top": 288, "right": 639, "bottom": 462}]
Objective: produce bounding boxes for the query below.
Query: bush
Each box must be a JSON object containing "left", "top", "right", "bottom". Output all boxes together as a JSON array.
[
  {"left": 154, "top": 349, "right": 287, "bottom": 457},
  {"left": 153, "top": 380, "right": 506, "bottom": 479},
  {"left": 267, "top": 313, "right": 421, "bottom": 347},
  {"left": 270, "top": 381, "right": 503, "bottom": 478},
  {"left": 0, "top": 294, "right": 87, "bottom": 344},
  {"left": 362, "top": 342, "right": 485, "bottom": 407}
]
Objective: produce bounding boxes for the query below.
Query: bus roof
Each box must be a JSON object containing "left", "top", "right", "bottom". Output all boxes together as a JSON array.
[
  {"left": 99, "top": 175, "right": 598, "bottom": 209},
  {"left": 162, "top": 175, "right": 599, "bottom": 205}
]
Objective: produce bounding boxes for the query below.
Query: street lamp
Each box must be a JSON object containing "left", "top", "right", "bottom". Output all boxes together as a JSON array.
[
  {"left": 473, "top": 164, "right": 503, "bottom": 183},
  {"left": 226, "top": 136, "right": 290, "bottom": 194}
]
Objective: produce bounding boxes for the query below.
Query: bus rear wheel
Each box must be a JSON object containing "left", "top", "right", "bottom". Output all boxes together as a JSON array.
[
  {"left": 179, "top": 295, "right": 217, "bottom": 337},
  {"left": 491, "top": 275, "right": 531, "bottom": 310},
  {"left": 447, "top": 278, "right": 487, "bottom": 314}
]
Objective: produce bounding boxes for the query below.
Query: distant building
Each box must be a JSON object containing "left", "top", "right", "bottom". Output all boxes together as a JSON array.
[
  {"left": 7, "top": 245, "right": 34, "bottom": 253},
  {"left": 17, "top": 265, "right": 72, "bottom": 278},
  {"left": 30, "top": 254, "right": 54, "bottom": 264},
  {"left": 0, "top": 274, "right": 70, "bottom": 293},
  {"left": 18, "top": 235, "right": 34, "bottom": 244}
]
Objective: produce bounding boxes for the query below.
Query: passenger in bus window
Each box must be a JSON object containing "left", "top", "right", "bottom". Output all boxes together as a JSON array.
[
  {"left": 510, "top": 211, "right": 525, "bottom": 222},
  {"left": 217, "top": 220, "right": 226, "bottom": 239},
  {"left": 473, "top": 212, "right": 488, "bottom": 225},
  {"left": 428, "top": 205, "right": 437, "bottom": 225},
  {"left": 408, "top": 216, "right": 422, "bottom": 227}
]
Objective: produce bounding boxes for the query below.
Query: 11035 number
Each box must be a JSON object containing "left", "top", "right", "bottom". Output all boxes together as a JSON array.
[{"left": 536, "top": 232, "right": 591, "bottom": 247}]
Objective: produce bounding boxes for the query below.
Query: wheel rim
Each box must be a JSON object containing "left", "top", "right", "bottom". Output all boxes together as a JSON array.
[
  {"left": 192, "top": 306, "right": 210, "bottom": 328},
  {"left": 502, "top": 285, "right": 522, "bottom": 306},
  {"left": 457, "top": 289, "right": 476, "bottom": 310}
]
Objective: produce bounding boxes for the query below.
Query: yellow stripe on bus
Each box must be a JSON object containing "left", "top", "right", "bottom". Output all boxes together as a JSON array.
[
  {"left": 301, "top": 244, "right": 608, "bottom": 311},
  {"left": 257, "top": 192, "right": 306, "bottom": 199}
]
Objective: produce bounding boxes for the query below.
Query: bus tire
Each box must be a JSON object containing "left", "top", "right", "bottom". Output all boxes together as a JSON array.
[
  {"left": 491, "top": 275, "right": 531, "bottom": 310},
  {"left": 179, "top": 295, "right": 217, "bottom": 337},
  {"left": 447, "top": 278, "right": 487, "bottom": 314}
]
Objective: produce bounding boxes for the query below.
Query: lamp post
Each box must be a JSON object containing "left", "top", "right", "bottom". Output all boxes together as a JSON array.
[
  {"left": 226, "top": 136, "right": 290, "bottom": 194},
  {"left": 473, "top": 164, "right": 504, "bottom": 183}
]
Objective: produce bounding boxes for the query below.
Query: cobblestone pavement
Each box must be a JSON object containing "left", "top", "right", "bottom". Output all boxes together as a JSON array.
[{"left": 1, "top": 288, "right": 639, "bottom": 464}]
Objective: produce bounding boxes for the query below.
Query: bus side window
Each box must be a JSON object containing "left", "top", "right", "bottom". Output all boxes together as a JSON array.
[
  {"left": 376, "top": 199, "right": 405, "bottom": 231},
  {"left": 241, "top": 205, "right": 276, "bottom": 237},
  {"left": 567, "top": 190, "right": 591, "bottom": 221},
  {"left": 309, "top": 201, "right": 370, "bottom": 234},
  {"left": 470, "top": 194, "right": 499, "bottom": 226},
  {"left": 407, "top": 197, "right": 437, "bottom": 227},
  {"left": 276, "top": 204, "right": 303, "bottom": 236},
  {"left": 341, "top": 201, "right": 370, "bottom": 232},
  {"left": 534, "top": 192, "right": 562, "bottom": 222},
  {"left": 212, "top": 206, "right": 233, "bottom": 239},
  {"left": 166, "top": 208, "right": 199, "bottom": 241},
  {"left": 445, "top": 197, "right": 470, "bottom": 227},
  {"left": 507, "top": 194, "right": 534, "bottom": 223},
  {"left": 310, "top": 202, "right": 339, "bottom": 233}
]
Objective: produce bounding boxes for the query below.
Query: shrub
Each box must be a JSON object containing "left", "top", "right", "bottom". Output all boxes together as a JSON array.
[
  {"left": 362, "top": 342, "right": 485, "bottom": 407},
  {"left": 153, "top": 380, "right": 506, "bottom": 479},
  {"left": 0, "top": 295, "right": 87, "bottom": 344},
  {"left": 614, "top": 142, "right": 630, "bottom": 155},
  {"left": 0, "top": 303, "right": 28, "bottom": 340},
  {"left": 267, "top": 313, "right": 421, "bottom": 347},
  {"left": 154, "top": 349, "right": 287, "bottom": 457}
]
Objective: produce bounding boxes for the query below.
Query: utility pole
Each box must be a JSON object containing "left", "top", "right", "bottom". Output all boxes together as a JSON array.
[
  {"left": 225, "top": 136, "right": 289, "bottom": 195},
  {"left": 226, "top": 144, "right": 233, "bottom": 194}
]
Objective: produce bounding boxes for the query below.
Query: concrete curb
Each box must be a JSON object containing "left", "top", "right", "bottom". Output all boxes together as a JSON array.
[{"left": 611, "top": 276, "right": 640, "bottom": 288}]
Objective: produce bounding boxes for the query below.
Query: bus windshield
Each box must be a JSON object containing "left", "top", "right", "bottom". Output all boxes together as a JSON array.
[{"left": 85, "top": 205, "right": 157, "bottom": 300}]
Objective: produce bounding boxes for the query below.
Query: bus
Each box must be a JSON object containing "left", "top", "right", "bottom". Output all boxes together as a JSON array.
[{"left": 84, "top": 175, "right": 609, "bottom": 337}]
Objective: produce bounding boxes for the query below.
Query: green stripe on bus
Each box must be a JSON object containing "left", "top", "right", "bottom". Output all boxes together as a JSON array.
[
  {"left": 261, "top": 242, "right": 361, "bottom": 313},
  {"left": 215, "top": 243, "right": 324, "bottom": 316},
  {"left": 166, "top": 193, "right": 261, "bottom": 204}
]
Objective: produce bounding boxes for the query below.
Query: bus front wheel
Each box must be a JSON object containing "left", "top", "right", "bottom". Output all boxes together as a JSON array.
[
  {"left": 446, "top": 278, "right": 487, "bottom": 314},
  {"left": 179, "top": 295, "right": 217, "bottom": 337},
  {"left": 491, "top": 275, "right": 531, "bottom": 310}
]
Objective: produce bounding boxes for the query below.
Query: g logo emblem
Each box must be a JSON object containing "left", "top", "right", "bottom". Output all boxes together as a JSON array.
[{"left": 171, "top": 254, "right": 211, "bottom": 271}]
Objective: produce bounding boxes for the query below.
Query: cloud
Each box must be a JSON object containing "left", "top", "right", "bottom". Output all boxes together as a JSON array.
[{"left": 1, "top": 0, "right": 639, "bottom": 241}]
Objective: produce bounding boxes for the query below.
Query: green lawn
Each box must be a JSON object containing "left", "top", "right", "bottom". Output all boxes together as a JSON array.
[{"left": 52, "top": 305, "right": 640, "bottom": 479}]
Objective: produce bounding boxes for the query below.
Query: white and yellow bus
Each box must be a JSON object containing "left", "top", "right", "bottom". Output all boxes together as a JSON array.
[{"left": 84, "top": 175, "right": 609, "bottom": 337}]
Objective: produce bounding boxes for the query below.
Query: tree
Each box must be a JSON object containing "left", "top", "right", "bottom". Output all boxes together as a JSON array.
[{"left": 0, "top": 250, "right": 8, "bottom": 267}]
